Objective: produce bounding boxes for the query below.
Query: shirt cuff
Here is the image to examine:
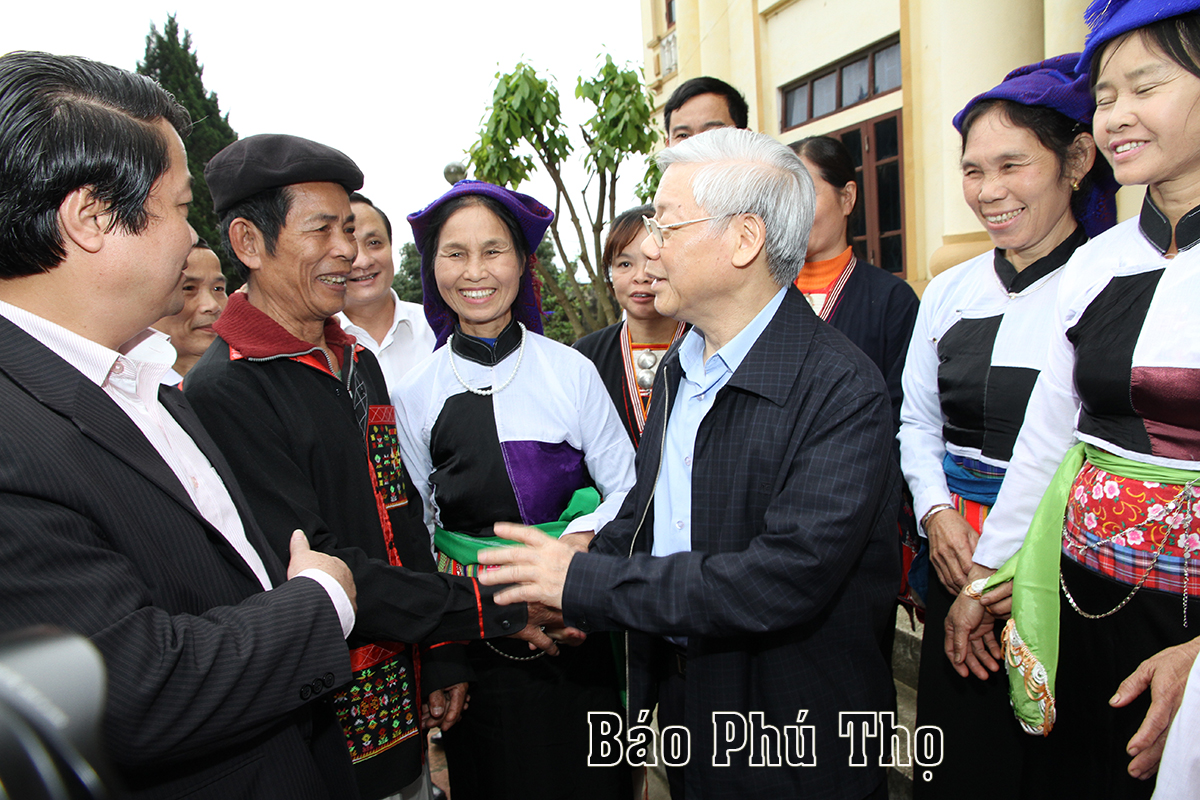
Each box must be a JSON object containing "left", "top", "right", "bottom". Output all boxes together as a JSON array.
[
  {"left": 295, "top": 569, "right": 356, "bottom": 638},
  {"left": 563, "top": 514, "right": 597, "bottom": 536}
]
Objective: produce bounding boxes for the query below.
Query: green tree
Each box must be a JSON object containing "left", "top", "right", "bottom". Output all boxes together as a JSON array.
[
  {"left": 469, "top": 56, "right": 658, "bottom": 339},
  {"left": 137, "top": 16, "right": 239, "bottom": 285},
  {"left": 392, "top": 242, "right": 424, "bottom": 305},
  {"left": 533, "top": 241, "right": 578, "bottom": 344}
]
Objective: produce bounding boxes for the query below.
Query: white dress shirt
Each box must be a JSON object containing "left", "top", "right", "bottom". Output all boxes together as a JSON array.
[
  {"left": 0, "top": 300, "right": 354, "bottom": 635},
  {"left": 337, "top": 291, "right": 436, "bottom": 393}
]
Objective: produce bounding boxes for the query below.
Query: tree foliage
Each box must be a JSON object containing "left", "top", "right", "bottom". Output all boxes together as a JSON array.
[
  {"left": 469, "top": 57, "right": 658, "bottom": 339},
  {"left": 392, "top": 242, "right": 424, "bottom": 305},
  {"left": 137, "top": 16, "right": 239, "bottom": 285}
]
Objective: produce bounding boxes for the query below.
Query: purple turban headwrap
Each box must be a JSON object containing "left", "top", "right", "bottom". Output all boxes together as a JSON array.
[
  {"left": 407, "top": 180, "right": 554, "bottom": 348},
  {"left": 1079, "top": 0, "right": 1200, "bottom": 74},
  {"left": 954, "top": 54, "right": 1119, "bottom": 239}
]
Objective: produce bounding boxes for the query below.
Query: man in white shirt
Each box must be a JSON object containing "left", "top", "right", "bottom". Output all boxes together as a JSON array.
[
  {"left": 0, "top": 51, "right": 359, "bottom": 799},
  {"left": 336, "top": 193, "right": 436, "bottom": 393}
]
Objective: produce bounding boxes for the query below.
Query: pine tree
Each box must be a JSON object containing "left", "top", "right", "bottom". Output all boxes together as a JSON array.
[{"left": 137, "top": 16, "right": 239, "bottom": 284}]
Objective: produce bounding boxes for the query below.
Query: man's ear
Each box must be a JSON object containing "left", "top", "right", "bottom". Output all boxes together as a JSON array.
[
  {"left": 227, "top": 218, "right": 264, "bottom": 271},
  {"left": 58, "top": 187, "right": 111, "bottom": 255},
  {"left": 730, "top": 213, "right": 767, "bottom": 268}
]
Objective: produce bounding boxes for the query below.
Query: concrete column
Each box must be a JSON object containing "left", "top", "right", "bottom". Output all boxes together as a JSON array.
[
  {"left": 902, "top": 0, "right": 1045, "bottom": 281},
  {"left": 1044, "top": 0, "right": 1090, "bottom": 56}
]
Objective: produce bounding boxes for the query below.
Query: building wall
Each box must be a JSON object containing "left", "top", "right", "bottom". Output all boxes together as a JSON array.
[{"left": 642, "top": 0, "right": 1110, "bottom": 286}]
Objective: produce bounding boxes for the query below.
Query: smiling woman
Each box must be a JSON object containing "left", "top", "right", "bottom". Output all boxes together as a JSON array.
[
  {"left": 897, "top": 53, "right": 1120, "bottom": 800},
  {"left": 395, "top": 180, "right": 636, "bottom": 800},
  {"left": 944, "top": 5, "right": 1200, "bottom": 798}
]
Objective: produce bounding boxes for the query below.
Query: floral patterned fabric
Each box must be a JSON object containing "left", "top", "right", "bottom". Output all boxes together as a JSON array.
[{"left": 1062, "top": 462, "right": 1200, "bottom": 596}]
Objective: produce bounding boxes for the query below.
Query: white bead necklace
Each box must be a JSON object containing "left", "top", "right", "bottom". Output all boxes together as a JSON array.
[{"left": 448, "top": 323, "right": 527, "bottom": 396}]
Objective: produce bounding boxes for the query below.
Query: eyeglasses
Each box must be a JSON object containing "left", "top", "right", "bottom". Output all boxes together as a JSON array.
[{"left": 641, "top": 214, "right": 727, "bottom": 247}]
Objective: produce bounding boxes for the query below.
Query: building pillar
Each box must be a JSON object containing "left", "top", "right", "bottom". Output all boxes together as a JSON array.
[{"left": 902, "top": 0, "right": 1045, "bottom": 282}]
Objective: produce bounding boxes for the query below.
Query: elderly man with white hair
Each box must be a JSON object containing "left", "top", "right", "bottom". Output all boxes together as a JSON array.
[{"left": 478, "top": 128, "right": 900, "bottom": 800}]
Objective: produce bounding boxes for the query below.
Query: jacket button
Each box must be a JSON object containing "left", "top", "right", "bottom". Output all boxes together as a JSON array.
[
  {"left": 500, "top": 619, "right": 511, "bottom": 631},
  {"left": 300, "top": 685, "right": 312, "bottom": 700},
  {"left": 311, "top": 679, "right": 324, "bottom": 695},
  {"left": 323, "top": 672, "right": 336, "bottom": 688}
]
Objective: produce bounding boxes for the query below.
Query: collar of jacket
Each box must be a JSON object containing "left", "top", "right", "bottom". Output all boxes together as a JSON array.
[
  {"left": 1139, "top": 192, "right": 1200, "bottom": 255},
  {"left": 213, "top": 293, "right": 361, "bottom": 372},
  {"left": 449, "top": 316, "right": 523, "bottom": 366},
  {"left": 659, "top": 287, "right": 810, "bottom": 410}
]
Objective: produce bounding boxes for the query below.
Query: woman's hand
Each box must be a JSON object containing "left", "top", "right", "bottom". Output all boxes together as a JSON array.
[
  {"left": 944, "top": 565, "right": 1002, "bottom": 679},
  {"left": 980, "top": 580, "right": 1014, "bottom": 619},
  {"left": 926, "top": 508, "right": 980, "bottom": 593}
]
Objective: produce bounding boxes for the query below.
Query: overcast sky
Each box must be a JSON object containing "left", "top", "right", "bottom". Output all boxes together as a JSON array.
[{"left": 2, "top": 0, "right": 650, "bottom": 258}]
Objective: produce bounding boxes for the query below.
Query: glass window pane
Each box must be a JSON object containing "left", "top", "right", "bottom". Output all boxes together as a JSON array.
[
  {"left": 666, "top": 0, "right": 676, "bottom": 26},
  {"left": 840, "top": 130, "right": 864, "bottom": 169},
  {"left": 876, "top": 160, "right": 902, "bottom": 232},
  {"left": 842, "top": 58, "right": 869, "bottom": 107},
  {"left": 874, "top": 116, "right": 899, "bottom": 160},
  {"left": 848, "top": 178, "right": 867, "bottom": 241},
  {"left": 812, "top": 73, "right": 837, "bottom": 118},
  {"left": 784, "top": 85, "right": 809, "bottom": 129},
  {"left": 874, "top": 42, "right": 901, "bottom": 93},
  {"left": 880, "top": 234, "right": 903, "bottom": 274}
]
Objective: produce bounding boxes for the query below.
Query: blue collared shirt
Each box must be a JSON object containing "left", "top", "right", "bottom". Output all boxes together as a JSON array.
[{"left": 652, "top": 287, "right": 788, "bottom": 559}]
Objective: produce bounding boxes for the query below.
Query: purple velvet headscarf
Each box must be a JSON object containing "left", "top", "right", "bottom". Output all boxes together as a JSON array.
[
  {"left": 953, "top": 54, "right": 1119, "bottom": 239},
  {"left": 1079, "top": 0, "right": 1200, "bottom": 73},
  {"left": 407, "top": 180, "right": 554, "bottom": 348}
]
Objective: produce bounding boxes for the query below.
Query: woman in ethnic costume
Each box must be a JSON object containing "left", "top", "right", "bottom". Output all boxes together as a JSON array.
[
  {"left": 573, "top": 204, "right": 688, "bottom": 448},
  {"left": 394, "top": 180, "right": 635, "bottom": 800},
  {"left": 944, "top": 4, "right": 1200, "bottom": 798},
  {"left": 898, "top": 54, "right": 1118, "bottom": 799},
  {"left": 792, "top": 136, "right": 919, "bottom": 429}
]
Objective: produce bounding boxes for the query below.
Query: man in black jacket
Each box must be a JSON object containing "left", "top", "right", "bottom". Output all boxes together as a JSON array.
[
  {"left": 480, "top": 128, "right": 901, "bottom": 800},
  {"left": 186, "top": 134, "right": 558, "bottom": 800}
]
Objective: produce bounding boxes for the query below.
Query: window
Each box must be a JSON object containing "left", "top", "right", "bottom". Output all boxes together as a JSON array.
[
  {"left": 797, "top": 110, "right": 907, "bottom": 277},
  {"left": 666, "top": 0, "right": 676, "bottom": 27},
  {"left": 780, "top": 36, "right": 901, "bottom": 131}
]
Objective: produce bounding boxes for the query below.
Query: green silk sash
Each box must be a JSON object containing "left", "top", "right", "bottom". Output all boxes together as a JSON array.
[
  {"left": 434, "top": 487, "right": 601, "bottom": 567},
  {"left": 984, "top": 443, "right": 1200, "bottom": 735}
]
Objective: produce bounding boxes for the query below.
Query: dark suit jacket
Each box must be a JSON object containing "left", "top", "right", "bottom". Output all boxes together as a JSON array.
[
  {"left": 0, "top": 317, "right": 356, "bottom": 800},
  {"left": 563, "top": 287, "right": 901, "bottom": 799}
]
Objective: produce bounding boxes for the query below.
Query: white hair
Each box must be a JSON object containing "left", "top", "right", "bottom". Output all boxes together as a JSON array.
[{"left": 656, "top": 127, "right": 814, "bottom": 286}]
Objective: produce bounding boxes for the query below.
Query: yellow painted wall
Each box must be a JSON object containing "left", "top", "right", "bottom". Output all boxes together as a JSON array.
[
  {"left": 641, "top": 0, "right": 1123, "bottom": 281},
  {"left": 761, "top": 0, "right": 900, "bottom": 137}
]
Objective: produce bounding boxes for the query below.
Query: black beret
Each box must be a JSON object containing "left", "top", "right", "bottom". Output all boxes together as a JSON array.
[{"left": 205, "top": 133, "right": 364, "bottom": 215}]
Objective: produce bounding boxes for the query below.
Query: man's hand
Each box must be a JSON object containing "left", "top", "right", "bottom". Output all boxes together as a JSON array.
[
  {"left": 422, "top": 683, "right": 469, "bottom": 732},
  {"left": 558, "top": 531, "right": 595, "bottom": 553},
  {"left": 1111, "top": 636, "right": 1200, "bottom": 780},
  {"left": 944, "top": 565, "right": 1002, "bottom": 680},
  {"left": 476, "top": 523, "right": 577, "bottom": 609},
  {"left": 287, "top": 529, "right": 356, "bottom": 613},
  {"left": 926, "top": 508, "right": 980, "bottom": 593}
]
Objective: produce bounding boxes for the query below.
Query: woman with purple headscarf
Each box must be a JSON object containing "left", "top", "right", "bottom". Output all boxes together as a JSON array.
[
  {"left": 394, "top": 180, "right": 634, "bottom": 800},
  {"left": 897, "top": 54, "right": 1118, "bottom": 798},
  {"left": 943, "top": 2, "right": 1200, "bottom": 797}
]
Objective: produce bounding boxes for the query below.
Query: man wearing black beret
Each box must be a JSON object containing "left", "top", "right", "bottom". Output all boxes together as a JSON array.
[{"left": 185, "top": 134, "right": 561, "bottom": 800}]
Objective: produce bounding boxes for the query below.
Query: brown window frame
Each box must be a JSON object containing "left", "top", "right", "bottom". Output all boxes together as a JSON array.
[
  {"left": 780, "top": 36, "right": 901, "bottom": 131},
  {"left": 794, "top": 109, "right": 907, "bottom": 278}
]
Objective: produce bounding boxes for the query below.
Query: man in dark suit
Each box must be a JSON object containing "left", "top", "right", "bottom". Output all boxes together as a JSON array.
[
  {"left": 480, "top": 128, "right": 901, "bottom": 799},
  {"left": 0, "top": 52, "right": 362, "bottom": 798}
]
